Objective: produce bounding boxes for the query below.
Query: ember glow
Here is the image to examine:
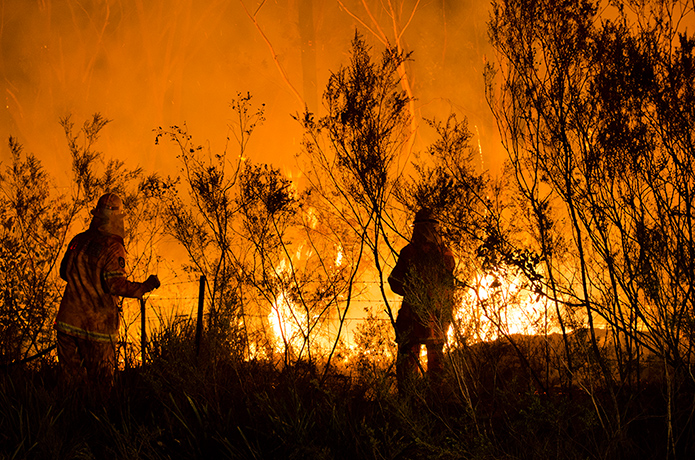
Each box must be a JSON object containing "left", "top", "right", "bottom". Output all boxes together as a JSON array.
[
  {"left": 269, "top": 290, "right": 307, "bottom": 354},
  {"left": 448, "top": 272, "right": 550, "bottom": 346}
]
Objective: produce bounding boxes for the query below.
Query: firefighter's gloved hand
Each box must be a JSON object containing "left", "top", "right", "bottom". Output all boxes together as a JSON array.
[{"left": 144, "top": 275, "right": 161, "bottom": 291}]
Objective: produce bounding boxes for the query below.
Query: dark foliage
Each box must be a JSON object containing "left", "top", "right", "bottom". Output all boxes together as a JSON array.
[{"left": 0, "top": 328, "right": 686, "bottom": 460}]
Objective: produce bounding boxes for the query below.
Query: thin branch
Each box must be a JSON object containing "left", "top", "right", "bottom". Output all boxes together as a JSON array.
[
  {"left": 396, "top": 0, "right": 421, "bottom": 43},
  {"left": 335, "top": 0, "right": 388, "bottom": 46},
  {"left": 238, "top": 0, "right": 305, "bottom": 109}
]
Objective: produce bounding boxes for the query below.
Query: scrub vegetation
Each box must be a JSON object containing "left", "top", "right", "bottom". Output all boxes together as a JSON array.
[{"left": 2, "top": 1, "right": 695, "bottom": 458}]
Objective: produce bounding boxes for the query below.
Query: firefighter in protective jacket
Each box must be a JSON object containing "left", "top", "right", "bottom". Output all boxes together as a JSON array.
[
  {"left": 388, "top": 208, "right": 455, "bottom": 392},
  {"left": 55, "top": 193, "right": 160, "bottom": 393}
]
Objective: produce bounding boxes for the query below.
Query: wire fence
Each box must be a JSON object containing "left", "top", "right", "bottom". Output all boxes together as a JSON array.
[{"left": 132, "top": 274, "right": 398, "bottom": 363}]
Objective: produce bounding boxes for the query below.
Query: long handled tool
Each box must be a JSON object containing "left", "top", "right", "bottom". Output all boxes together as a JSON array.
[{"left": 140, "top": 297, "right": 147, "bottom": 364}]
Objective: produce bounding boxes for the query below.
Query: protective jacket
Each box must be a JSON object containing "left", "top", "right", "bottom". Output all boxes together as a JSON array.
[
  {"left": 389, "top": 241, "right": 455, "bottom": 345},
  {"left": 55, "top": 208, "right": 151, "bottom": 342}
]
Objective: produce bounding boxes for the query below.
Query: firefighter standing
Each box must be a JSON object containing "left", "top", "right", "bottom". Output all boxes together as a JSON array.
[
  {"left": 54, "top": 193, "right": 160, "bottom": 396},
  {"left": 388, "top": 208, "right": 455, "bottom": 393}
]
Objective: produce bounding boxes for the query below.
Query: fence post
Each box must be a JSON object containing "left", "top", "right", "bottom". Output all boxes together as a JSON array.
[
  {"left": 195, "top": 275, "right": 206, "bottom": 357},
  {"left": 140, "top": 297, "right": 147, "bottom": 365}
]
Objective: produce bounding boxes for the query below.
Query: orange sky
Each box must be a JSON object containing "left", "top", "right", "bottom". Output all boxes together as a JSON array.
[{"left": 1, "top": 0, "right": 504, "bottom": 187}]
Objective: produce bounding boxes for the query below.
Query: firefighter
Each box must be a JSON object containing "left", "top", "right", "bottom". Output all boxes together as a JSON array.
[
  {"left": 54, "top": 193, "right": 160, "bottom": 396},
  {"left": 388, "top": 208, "right": 455, "bottom": 393}
]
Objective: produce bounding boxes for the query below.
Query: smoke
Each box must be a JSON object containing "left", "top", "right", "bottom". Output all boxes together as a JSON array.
[{"left": 0, "top": 0, "right": 503, "bottom": 185}]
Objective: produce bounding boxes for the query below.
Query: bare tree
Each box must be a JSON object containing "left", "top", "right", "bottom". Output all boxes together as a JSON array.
[
  {"left": 296, "top": 33, "right": 413, "bottom": 331},
  {"left": 153, "top": 95, "right": 260, "bottom": 358},
  {"left": 487, "top": 0, "right": 695, "bottom": 453},
  {"left": 156, "top": 94, "right": 360, "bottom": 371}
]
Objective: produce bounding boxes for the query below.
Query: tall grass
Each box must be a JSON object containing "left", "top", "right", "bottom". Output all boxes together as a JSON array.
[{"left": 0, "top": 319, "right": 688, "bottom": 460}]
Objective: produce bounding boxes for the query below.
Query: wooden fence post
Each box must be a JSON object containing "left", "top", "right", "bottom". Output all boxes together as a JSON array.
[{"left": 195, "top": 275, "right": 206, "bottom": 357}]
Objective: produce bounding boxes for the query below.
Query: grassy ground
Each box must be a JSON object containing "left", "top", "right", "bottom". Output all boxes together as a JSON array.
[{"left": 0, "top": 329, "right": 688, "bottom": 460}]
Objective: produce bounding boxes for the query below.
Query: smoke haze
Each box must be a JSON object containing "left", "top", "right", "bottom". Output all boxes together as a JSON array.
[{"left": 1, "top": 0, "right": 502, "bottom": 185}]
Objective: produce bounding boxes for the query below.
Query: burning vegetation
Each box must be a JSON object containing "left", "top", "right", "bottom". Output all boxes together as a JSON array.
[{"left": 2, "top": 1, "right": 695, "bottom": 458}]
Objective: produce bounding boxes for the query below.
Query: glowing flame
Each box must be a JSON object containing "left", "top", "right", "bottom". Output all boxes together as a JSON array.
[
  {"left": 305, "top": 207, "right": 318, "bottom": 229},
  {"left": 269, "top": 290, "right": 307, "bottom": 353},
  {"left": 265, "top": 241, "right": 354, "bottom": 361},
  {"left": 335, "top": 244, "right": 343, "bottom": 267},
  {"left": 448, "top": 272, "right": 548, "bottom": 346}
]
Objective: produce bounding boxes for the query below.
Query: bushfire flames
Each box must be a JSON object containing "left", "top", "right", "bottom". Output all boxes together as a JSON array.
[
  {"left": 448, "top": 273, "right": 549, "bottom": 347},
  {"left": 263, "top": 266, "right": 548, "bottom": 364},
  {"left": 3, "top": 1, "right": 505, "bottom": 365},
  {"left": 3, "top": 0, "right": 546, "bottom": 370},
  {"left": 269, "top": 290, "right": 308, "bottom": 355}
]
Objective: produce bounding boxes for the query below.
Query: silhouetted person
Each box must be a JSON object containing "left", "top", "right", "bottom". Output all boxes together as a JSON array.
[
  {"left": 54, "top": 193, "right": 160, "bottom": 399},
  {"left": 388, "top": 208, "right": 455, "bottom": 393}
]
